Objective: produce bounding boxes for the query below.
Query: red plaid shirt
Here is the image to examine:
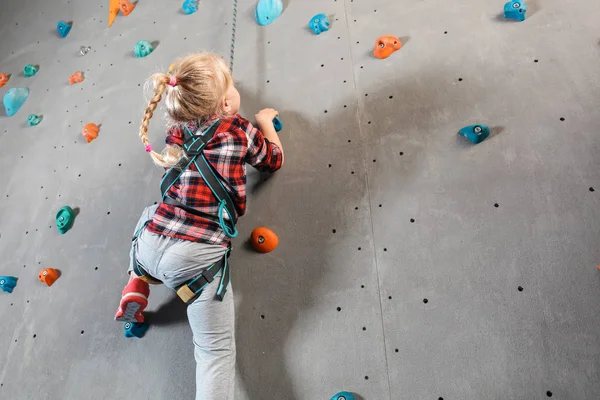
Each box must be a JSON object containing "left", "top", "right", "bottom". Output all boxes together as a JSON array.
[{"left": 146, "top": 114, "right": 283, "bottom": 246}]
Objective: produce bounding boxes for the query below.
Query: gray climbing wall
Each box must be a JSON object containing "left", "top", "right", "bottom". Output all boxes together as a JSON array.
[{"left": 1, "top": 0, "right": 599, "bottom": 399}]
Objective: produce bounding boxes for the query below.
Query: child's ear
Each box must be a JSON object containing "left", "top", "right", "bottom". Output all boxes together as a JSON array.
[{"left": 222, "top": 96, "right": 231, "bottom": 114}]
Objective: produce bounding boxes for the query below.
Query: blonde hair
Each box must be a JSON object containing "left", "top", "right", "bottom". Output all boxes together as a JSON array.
[{"left": 139, "top": 53, "right": 233, "bottom": 168}]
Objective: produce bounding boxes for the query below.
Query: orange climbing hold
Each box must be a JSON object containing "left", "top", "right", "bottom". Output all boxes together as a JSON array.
[
  {"left": 250, "top": 227, "right": 279, "bottom": 253},
  {"left": 82, "top": 123, "right": 100, "bottom": 143},
  {"left": 120, "top": 0, "right": 136, "bottom": 16},
  {"left": 373, "top": 35, "right": 402, "bottom": 59},
  {"left": 39, "top": 268, "right": 59, "bottom": 287},
  {"left": 108, "top": 0, "right": 120, "bottom": 27},
  {"left": 69, "top": 71, "right": 84, "bottom": 86},
  {"left": 0, "top": 73, "right": 9, "bottom": 88}
]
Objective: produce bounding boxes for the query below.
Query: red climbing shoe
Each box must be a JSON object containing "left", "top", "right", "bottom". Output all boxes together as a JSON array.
[{"left": 115, "top": 277, "right": 150, "bottom": 323}]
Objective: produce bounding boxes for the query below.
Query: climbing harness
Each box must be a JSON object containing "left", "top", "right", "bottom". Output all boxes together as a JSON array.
[
  {"left": 130, "top": 221, "right": 232, "bottom": 303},
  {"left": 160, "top": 119, "right": 239, "bottom": 239}
]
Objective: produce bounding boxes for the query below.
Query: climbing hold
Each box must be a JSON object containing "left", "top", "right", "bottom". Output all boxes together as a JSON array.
[
  {"left": 255, "top": 0, "right": 282, "bottom": 26},
  {"left": 56, "top": 206, "right": 75, "bottom": 234},
  {"left": 308, "top": 13, "right": 330, "bottom": 35},
  {"left": 134, "top": 40, "right": 154, "bottom": 58},
  {"left": 458, "top": 124, "right": 490, "bottom": 144},
  {"left": 0, "top": 277, "right": 18, "bottom": 294},
  {"left": 182, "top": 0, "right": 198, "bottom": 15},
  {"left": 23, "top": 64, "right": 39, "bottom": 78},
  {"left": 0, "top": 73, "right": 9, "bottom": 88},
  {"left": 57, "top": 21, "right": 72, "bottom": 38},
  {"left": 124, "top": 322, "right": 149, "bottom": 338},
  {"left": 273, "top": 116, "right": 283, "bottom": 132},
  {"left": 250, "top": 227, "right": 279, "bottom": 253},
  {"left": 82, "top": 123, "right": 100, "bottom": 143},
  {"left": 27, "top": 114, "right": 42, "bottom": 126},
  {"left": 119, "top": 0, "right": 136, "bottom": 16},
  {"left": 38, "top": 268, "right": 59, "bottom": 287},
  {"left": 108, "top": 0, "right": 120, "bottom": 27},
  {"left": 374, "top": 35, "right": 402, "bottom": 59},
  {"left": 3, "top": 88, "right": 30, "bottom": 117},
  {"left": 504, "top": 0, "right": 527, "bottom": 21},
  {"left": 79, "top": 46, "right": 91, "bottom": 56},
  {"left": 69, "top": 71, "right": 84, "bottom": 85},
  {"left": 330, "top": 392, "right": 355, "bottom": 400}
]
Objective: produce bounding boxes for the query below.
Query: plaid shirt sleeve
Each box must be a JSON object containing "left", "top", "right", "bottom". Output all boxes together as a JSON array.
[
  {"left": 165, "top": 126, "right": 184, "bottom": 147},
  {"left": 237, "top": 117, "right": 283, "bottom": 173}
]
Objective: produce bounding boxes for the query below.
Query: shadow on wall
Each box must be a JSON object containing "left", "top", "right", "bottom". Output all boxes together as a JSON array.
[{"left": 230, "top": 68, "right": 480, "bottom": 399}]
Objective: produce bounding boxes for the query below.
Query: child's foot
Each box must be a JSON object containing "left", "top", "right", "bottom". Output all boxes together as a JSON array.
[{"left": 115, "top": 277, "right": 150, "bottom": 323}]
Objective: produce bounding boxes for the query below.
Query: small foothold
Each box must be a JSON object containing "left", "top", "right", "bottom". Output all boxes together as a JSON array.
[
  {"left": 3, "top": 88, "right": 30, "bottom": 117},
  {"left": 82, "top": 123, "right": 100, "bottom": 143},
  {"left": 458, "top": 124, "right": 490, "bottom": 144},
  {"left": 79, "top": 46, "right": 91, "bottom": 56},
  {"left": 273, "top": 116, "right": 283, "bottom": 132},
  {"left": 27, "top": 114, "right": 42, "bottom": 126},
  {"left": 119, "top": 0, "right": 136, "bottom": 16},
  {"left": 69, "top": 71, "right": 84, "bottom": 85},
  {"left": 255, "top": 0, "right": 283, "bottom": 26},
  {"left": 124, "top": 322, "right": 149, "bottom": 338},
  {"left": 56, "top": 206, "right": 75, "bottom": 234},
  {"left": 23, "top": 64, "right": 39, "bottom": 78},
  {"left": 0, "top": 276, "right": 18, "bottom": 294},
  {"left": 134, "top": 40, "right": 154, "bottom": 58},
  {"left": 504, "top": 0, "right": 527, "bottom": 21},
  {"left": 309, "top": 13, "right": 330, "bottom": 35},
  {"left": 57, "top": 21, "right": 72, "bottom": 38},
  {"left": 0, "top": 73, "right": 9, "bottom": 88},
  {"left": 250, "top": 227, "right": 279, "bottom": 253},
  {"left": 182, "top": 0, "right": 198, "bottom": 15},
  {"left": 330, "top": 392, "right": 355, "bottom": 400},
  {"left": 374, "top": 35, "right": 402, "bottom": 59},
  {"left": 38, "top": 268, "right": 59, "bottom": 287}
]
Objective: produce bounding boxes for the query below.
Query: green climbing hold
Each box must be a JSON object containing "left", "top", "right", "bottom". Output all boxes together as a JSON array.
[
  {"left": 134, "top": 40, "right": 154, "bottom": 58},
  {"left": 23, "top": 64, "right": 39, "bottom": 78},
  {"left": 27, "top": 114, "right": 42, "bottom": 126},
  {"left": 56, "top": 206, "right": 75, "bottom": 234}
]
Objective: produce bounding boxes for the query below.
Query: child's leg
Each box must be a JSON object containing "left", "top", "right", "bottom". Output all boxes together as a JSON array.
[{"left": 187, "top": 280, "right": 236, "bottom": 400}]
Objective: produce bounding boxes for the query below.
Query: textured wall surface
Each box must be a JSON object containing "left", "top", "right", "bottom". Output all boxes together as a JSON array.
[{"left": 0, "top": 0, "right": 599, "bottom": 399}]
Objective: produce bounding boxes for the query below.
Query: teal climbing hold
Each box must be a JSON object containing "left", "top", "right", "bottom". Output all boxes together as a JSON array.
[
  {"left": 134, "top": 40, "right": 154, "bottom": 58},
  {"left": 3, "top": 88, "right": 30, "bottom": 117},
  {"left": 330, "top": 392, "right": 355, "bottom": 400},
  {"left": 458, "top": 124, "right": 490, "bottom": 144},
  {"left": 124, "top": 322, "right": 149, "bottom": 338},
  {"left": 0, "top": 276, "right": 18, "bottom": 294},
  {"left": 255, "top": 0, "right": 282, "bottom": 26},
  {"left": 23, "top": 64, "right": 39, "bottom": 77},
  {"left": 56, "top": 206, "right": 75, "bottom": 234},
  {"left": 27, "top": 114, "right": 42, "bottom": 126}
]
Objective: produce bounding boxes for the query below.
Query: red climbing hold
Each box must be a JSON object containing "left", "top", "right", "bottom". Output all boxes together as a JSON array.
[
  {"left": 82, "top": 123, "right": 99, "bottom": 143},
  {"left": 374, "top": 35, "right": 402, "bottom": 59},
  {"left": 69, "top": 71, "right": 84, "bottom": 85},
  {"left": 39, "top": 268, "right": 59, "bottom": 287},
  {"left": 120, "top": 0, "right": 136, "bottom": 16},
  {"left": 0, "top": 73, "right": 9, "bottom": 88}
]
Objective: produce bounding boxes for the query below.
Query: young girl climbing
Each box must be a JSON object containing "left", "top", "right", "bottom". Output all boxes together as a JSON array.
[{"left": 114, "top": 53, "right": 284, "bottom": 399}]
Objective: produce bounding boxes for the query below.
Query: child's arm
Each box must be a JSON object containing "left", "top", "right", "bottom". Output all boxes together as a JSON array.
[{"left": 255, "top": 108, "right": 284, "bottom": 166}]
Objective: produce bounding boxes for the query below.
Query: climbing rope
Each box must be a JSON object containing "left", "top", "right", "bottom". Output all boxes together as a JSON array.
[{"left": 230, "top": 0, "right": 238, "bottom": 74}]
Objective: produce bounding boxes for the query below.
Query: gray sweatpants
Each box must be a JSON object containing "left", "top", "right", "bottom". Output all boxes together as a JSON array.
[{"left": 128, "top": 205, "right": 236, "bottom": 400}]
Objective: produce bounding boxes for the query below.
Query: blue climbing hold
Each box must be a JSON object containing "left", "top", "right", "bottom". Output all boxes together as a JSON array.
[
  {"left": 23, "top": 64, "right": 39, "bottom": 78},
  {"left": 309, "top": 13, "right": 330, "bottom": 35},
  {"left": 57, "top": 21, "right": 72, "bottom": 38},
  {"left": 124, "top": 322, "right": 149, "bottom": 338},
  {"left": 458, "top": 124, "right": 490, "bottom": 144},
  {"left": 504, "top": 0, "right": 527, "bottom": 21},
  {"left": 255, "top": 0, "right": 282, "bottom": 26},
  {"left": 330, "top": 392, "right": 355, "bottom": 400},
  {"left": 3, "top": 88, "right": 30, "bottom": 117},
  {"left": 182, "top": 0, "right": 198, "bottom": 15},
  {"left": 273, "top": 116, "right": 283, "bottom": 132},
  {"left": 134, "top": 40, "right": 154, "bottom": 58},
  {"left": 0, "top": 276, "right": 18, "bottom": 294},
  {"left": 27, "top": 114, "right": 42, "bottom": 126}
]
